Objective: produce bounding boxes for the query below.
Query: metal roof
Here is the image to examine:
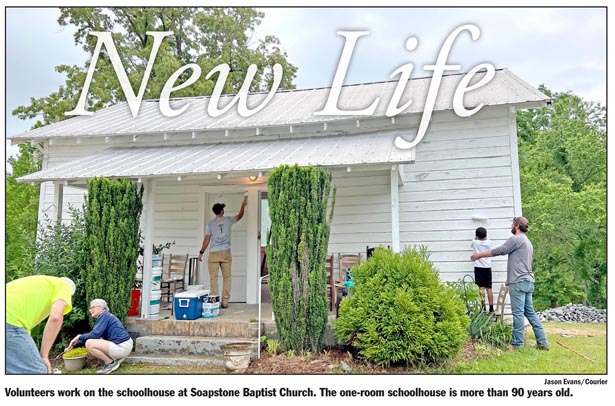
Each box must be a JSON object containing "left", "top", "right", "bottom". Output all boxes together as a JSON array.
[
  {"left": 10, "top": 69, "right": 548, "bottom": 141},
  {"left": 18, "top": 131, "right": 415, "bottom": 183}
]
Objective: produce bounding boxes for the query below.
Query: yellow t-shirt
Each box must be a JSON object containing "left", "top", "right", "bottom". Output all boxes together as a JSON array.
[{"left": 6, "top": 275, "right": 73, "bottom": 333}]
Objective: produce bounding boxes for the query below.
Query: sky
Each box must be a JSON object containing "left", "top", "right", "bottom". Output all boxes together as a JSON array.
[{"left": 3, "top": 6, "right": 607, "bottom": 164}]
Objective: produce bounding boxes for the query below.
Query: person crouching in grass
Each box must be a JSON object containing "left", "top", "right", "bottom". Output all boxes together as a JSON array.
[{"left": 67, "top": 299, "right": 133, "bottom": 374}]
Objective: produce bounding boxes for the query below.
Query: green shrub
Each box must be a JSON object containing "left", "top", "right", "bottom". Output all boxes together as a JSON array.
[
  {"left": 30, "top": 207, "right": 89, "bottom": 349},
  {"left": 84, "top": 178, "right": 143, "bottom": 325},
  {"left": 483, "top": 318, "right": 512, "bottom": 347},
  {"left": 467, "top": 308, "right": 512, "bottom": 348},
  {"left": 267, "top": 164, "right": 335, "bottom": 353},
  {"left": 333, "top": 247, "right": 469, "bottom": 367},
  {"left": 468, "top": 309, "right": 493, "bottom": 339},
  {"left": 266, "top": 339, "right": 280, "bottom": 355}
]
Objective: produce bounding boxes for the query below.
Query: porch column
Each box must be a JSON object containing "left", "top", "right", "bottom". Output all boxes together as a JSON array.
[
  {"left": 390, "top": 166, "right": 401, "bottom": 252},
  {"left": 53, "top": 182, "right": 64, "bottom": 223},
  {"left": 245, "top": 188, "right": 259, "bottom": 304},
  {"left": 140, "top": 179, "right": 155, "bottom": 318}
]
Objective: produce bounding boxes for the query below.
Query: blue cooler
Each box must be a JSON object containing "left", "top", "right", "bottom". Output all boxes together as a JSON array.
[{"left": 174, "top": 290, "right": 209, "bottom": 320}]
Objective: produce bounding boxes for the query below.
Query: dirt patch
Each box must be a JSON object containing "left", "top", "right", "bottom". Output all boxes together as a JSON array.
[
  {"left": 542, "top": 326, "right": 606, "bottom": 337},
  {"left": 247, "top": 344, "right": 472, "bottom": 374}
]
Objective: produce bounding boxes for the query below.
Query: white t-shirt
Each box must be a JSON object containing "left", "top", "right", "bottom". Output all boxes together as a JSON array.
[{"left": 471, "top": 239, "right": 493, "bottom": 268}]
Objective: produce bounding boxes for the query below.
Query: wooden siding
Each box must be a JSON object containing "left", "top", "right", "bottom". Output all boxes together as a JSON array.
[{"left": 38, "top": 105, "right": 518, "bottom": 306}]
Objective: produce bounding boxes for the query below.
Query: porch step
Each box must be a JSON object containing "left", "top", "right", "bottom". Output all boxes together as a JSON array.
[
  {"left": 126, "top": 317, "right": 259, "bottom": 338},
  {"left": 135, "top": 335, "right": 259, "bottom": 359},
  {"left": 124, "top": 353, "right": 226, "bottom": 369}
]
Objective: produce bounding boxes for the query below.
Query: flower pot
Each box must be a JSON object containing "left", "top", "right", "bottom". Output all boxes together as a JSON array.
[
  {"left": 63, "top": 356, "right": 86, "bottom": 372},
  {"left": 220, "top": 342, "right": 252, "bottom": 373}
]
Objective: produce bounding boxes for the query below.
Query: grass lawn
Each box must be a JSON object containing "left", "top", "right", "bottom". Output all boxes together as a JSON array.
[
  {"left": 61, "top": 322, "right": 606, "bottom": 375},
  {"left": 444, "top": 322, "right": 606, "bottom": 374}
]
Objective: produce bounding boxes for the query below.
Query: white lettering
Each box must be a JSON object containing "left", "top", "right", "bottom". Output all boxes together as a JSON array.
[
  {"left": 159, "top": 63, "right": 202, "bottom": 117},
  {"left": 314, "top": 31, "right": 379, "bottom": 116},
  {"left": 206, "top": 63, "right": 283, "bottom": 117},
  {"left": 386, "top": 37, "right": 418, "bottom": 117},
  {"left": 453, "top": 63, "right": 495, "bottom": 117},
  {"left": 66, "top": 31, "right": 172, "bottom": 118}
]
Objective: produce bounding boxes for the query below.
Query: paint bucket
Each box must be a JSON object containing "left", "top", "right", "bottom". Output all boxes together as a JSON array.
[
  {"left": 152, "top": 267, "right": 162, "bottom": 290},
  {"left": 152, "top": 255, "right": 162, "bottom": 268},
  {"left": 150, "top": 289, "right": 161, "bottom": 316}
]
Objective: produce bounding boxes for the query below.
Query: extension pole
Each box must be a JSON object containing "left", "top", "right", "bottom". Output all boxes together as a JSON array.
[{"left": 556, "top": 341, "right": 595, "bottom": 363}]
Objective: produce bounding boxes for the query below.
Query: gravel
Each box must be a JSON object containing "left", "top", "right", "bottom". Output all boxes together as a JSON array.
[{"left": 538, "top": 304, "right": 606, "bottom": 323}]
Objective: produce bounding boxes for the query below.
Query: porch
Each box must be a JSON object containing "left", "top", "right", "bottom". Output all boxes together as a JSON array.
[{"left": 123, "top": 285, "right": 339, "bottom": 367}]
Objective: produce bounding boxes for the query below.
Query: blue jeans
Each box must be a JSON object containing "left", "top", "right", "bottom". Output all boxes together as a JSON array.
[
  {"left": 5, "top": 323, "right": 48, "bottom": 374},
  {"left": 508, "top": 281, "right": 549, "bottom": 348}
]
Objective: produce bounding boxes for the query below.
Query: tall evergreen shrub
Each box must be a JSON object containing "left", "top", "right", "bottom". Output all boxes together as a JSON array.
[
  {"left": 84, "top": 178, "right": 143, "bottom": 324},
  {"left": 334, "top": 247, "right": 469, "bottom": 367},
  {"left": 267, "top": 165, "right": 335, "bottom": 352}
]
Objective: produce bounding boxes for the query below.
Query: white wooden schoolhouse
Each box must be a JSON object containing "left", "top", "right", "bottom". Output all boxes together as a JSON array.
[{"left": 12, "top": 68, "right": 549, "bottom": 317}]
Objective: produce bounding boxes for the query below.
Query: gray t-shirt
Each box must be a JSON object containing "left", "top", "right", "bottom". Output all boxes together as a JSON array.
[
  {"left": 491, "top": 234, "right": 534, "bottom": 284},
  {"left": 206, "top": 216, "right": 237, "bottom": 252}
]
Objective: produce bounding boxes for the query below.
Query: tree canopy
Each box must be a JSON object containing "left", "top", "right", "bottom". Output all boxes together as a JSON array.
[
  {"left": 6, "top": 7, "right": 297, "bottom": 281},
  {"left": 13, "top": 7, "right": 297, "bottom": 126},
  {"left": 517, "top": 86, "right": 606, "bottom": 309}
]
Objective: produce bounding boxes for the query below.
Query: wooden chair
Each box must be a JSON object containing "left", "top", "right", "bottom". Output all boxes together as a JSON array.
[
  {"left": 161, "top": 253, "right": 188, "bottom": 312},
  {"left": 335, "top": 253, "right": 363, "bottom": 317},
  {"left": 325, "top": 254, "right": 336, "bottom": 312},
  {"left": 337, "top": 253, "right": 363, "bottom": 284}
]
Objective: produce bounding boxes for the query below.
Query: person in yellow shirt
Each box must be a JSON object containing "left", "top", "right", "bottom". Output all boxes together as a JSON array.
[{"left": 6, "top": 275, "right": 76, "bottom": 374}]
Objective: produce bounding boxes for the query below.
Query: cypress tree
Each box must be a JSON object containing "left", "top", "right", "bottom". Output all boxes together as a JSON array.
[
  {"left": 267, "top": 165, "right": 335, "bottom": 352},
  {"left": 84, "top": 178, "right": 143, "bottom": 324}
]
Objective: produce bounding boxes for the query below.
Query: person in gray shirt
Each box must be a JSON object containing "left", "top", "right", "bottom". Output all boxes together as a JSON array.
[
  {"left": 198, "top": 197, "right": 247, "bottom": 308},
  {"left": 470, "top": 216, "right": 549, "bottom": 350}
]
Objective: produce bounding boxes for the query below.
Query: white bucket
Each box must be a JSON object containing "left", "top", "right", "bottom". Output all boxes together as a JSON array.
[
  {"left": 152, "top": 267, "right": 162, "bottom": 290},
  {"left": 152, "top": 255, "right": 162, "bottom": 268},
  {"left": 188, "top": 284, "right": 204, "bottom": 291},
  {"left": 150, "top": 289, "right": 161, "bottom": 316}
]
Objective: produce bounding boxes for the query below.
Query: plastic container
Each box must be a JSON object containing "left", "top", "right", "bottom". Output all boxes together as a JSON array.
[
  {"left": 150, "top": 289, "right": 161, "bottom": 316},
  {"left": 202, "top": 295, "right": 220, "bottom": 318},
  {"left": 152, "top": 255, "right": 162, "bottom": 268},
  {"left": 188, "top": 284, "right": 205, "bottom": 291},
  {"left": 174, "top": 289, "right": 209, "bottom": 320},
  {"left": 152, "top": 267, "right": 162, "bottom": 290}
]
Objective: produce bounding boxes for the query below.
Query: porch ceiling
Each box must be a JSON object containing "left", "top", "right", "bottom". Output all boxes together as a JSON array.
[{"left": 18, "top": 131, "right": 416, "bottom": 184}]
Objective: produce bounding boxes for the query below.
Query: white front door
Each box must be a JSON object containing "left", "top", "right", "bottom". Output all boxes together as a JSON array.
[{"left": 207, "top": 193, "right": 247, "bottom": 302}]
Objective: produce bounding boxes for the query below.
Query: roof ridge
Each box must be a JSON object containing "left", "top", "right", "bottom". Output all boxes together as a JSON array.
[{"left": 140, "top": 67, "right": 508, "bottom": 103}]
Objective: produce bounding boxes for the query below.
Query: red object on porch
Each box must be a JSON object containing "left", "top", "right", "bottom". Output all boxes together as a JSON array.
[{"left": 128, "top": 289, "right": 141, "bottom": 316}]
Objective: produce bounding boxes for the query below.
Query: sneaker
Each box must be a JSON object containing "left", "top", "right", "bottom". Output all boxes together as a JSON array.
[
  {"left": 536, "top": 345, "right": 550, "bottom": 351},
  {"left": 116, "top": 357, "right": 127, "bottom": 366},
  {"left": 97, "top": 360, "right": 121, "bottom": 374},
  {"left": 221, "top": 303, "right": 229, "bottom": 309}
]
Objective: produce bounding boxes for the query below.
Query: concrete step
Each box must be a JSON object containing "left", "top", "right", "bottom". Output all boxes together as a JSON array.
[
  {"left": 125, "top": 353, "right": 226, "bottom": 369},
  {"left": 126, "top": 316, "right": 259, "bottom": 338},
  {"left": 135, "top": 335, "right": 259, "bottom": 358}
]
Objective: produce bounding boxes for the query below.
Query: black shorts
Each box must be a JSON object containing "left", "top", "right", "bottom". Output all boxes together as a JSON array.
[{"left": 474, "top": 267, "right": 492, "bottom": 289}]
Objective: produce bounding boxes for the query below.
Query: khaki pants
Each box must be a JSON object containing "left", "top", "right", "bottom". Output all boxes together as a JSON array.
[{"left": 208, "top": 250, "right": 232, "bottom": 305}]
